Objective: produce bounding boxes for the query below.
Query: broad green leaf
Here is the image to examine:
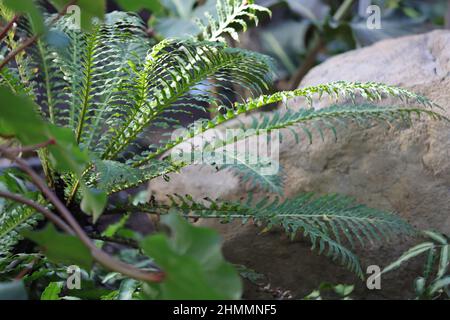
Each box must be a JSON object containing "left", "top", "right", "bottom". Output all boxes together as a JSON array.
[
  {"left": 0, "top": 281, "right": 27, "bottom": 300},
  {"left": 153, "top": 0, "right": 215, "bottom": 38},
  {"left": 333, "top": 284, "right": 354, "bottom": 297},
  {"left": 47, "top": 125, "right": 89, "bottom": 175},
  {"left": 0, "top": 87, "right": 107, "bottom": 217},
  {"left": 48, "top": 0, "right": 105, "bottom": 31},
  {"left": 0, "top": 87, "right": 88, "bottom": 173},
  {"left": 140, "top": 211, "right": 242, "bottom": 299},
  {"left": 80, "top": 187, "right": 107, "bottom": 223},
  {"left": 115, "top": 0, "right": 163, "bottom": 14},
  {"left": 41, "top": 282, "right": 63, "bottom": 300},
  {"left": 22, "top": 224, "right": 93, "bottom": 270},
  {"left": 0, "top": 87, "right": 48, "bottom": 145},
  {"left": 161, "top": 0, "right": 197, "bottom": 18},
  {"left": 3, "top": 0, "right": 45, "bottom": 34}
]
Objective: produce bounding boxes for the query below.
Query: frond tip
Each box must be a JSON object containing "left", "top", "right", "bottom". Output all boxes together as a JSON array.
[
  {"left": 198, "top": 0, "right": 271, "bottom": 42},
  {"left": 156, "top": 193, "right": 415, "bottom": 278}
]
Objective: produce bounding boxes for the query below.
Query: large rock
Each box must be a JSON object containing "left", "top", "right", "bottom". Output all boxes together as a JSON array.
[{"left": 148, "top": 31, "right": 450, "bottom": 299}]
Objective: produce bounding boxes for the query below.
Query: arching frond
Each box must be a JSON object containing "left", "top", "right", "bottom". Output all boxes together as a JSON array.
[
  {"left": 103, "top": 40, "right": 273, "bottom": 161},
  {"left": 49, "top": 12, "right": 150, "bottom": 148},
  {"left": 91, "top": 159, "right": 184, "bottom": 195},
  {"left": 136, "top": 81, "right": 437, "bottom": 166},
  {"left": 198, "top": 0, "right": 271, "bottom": 42},
  {"left": 128, "top": 193, "right": 414, "bottom": 278}
]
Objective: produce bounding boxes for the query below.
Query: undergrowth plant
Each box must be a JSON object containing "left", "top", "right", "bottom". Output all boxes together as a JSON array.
[
  {"left": 382, "top": 230, "right": 449, "bottom": 300},
  {"left": 0, "top": 0, "right": 448, "bottom": 300}
]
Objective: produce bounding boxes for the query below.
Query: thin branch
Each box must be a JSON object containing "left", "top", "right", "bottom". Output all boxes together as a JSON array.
[
  {"left": 0, "top": 190, "right": 74, "bottom": 235},
  {"left": 0, "top": 147, "right": 165, "bottom": 283},
  {"left": 0, "top": 0, "right": 77, "bottom": 70},
  {"left": 14, "top": 257, "right": 39, "bottom": 280},
  {"left": 0, "top": 14, "right": 18, "bottom": 42},
  {"left": 0, "top": 35, "right": 38, "bottom": 70}
]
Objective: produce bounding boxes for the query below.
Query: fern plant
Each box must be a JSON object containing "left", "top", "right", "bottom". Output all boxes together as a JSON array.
[
  {"left": 382, "top": 230, "right": 449, "bottom": 299},
  {"left": 0, "top": 0, "right": 448, "bottom": 299}
]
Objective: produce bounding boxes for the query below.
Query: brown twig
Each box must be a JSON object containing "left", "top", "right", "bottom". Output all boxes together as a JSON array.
[
  {"left": 14, "top": 257, "right": 39, "bottom": 280},
  {"left": 0, "top": 0, "right": 77, "bottom": 70},
  {"left": 0, "top": 146, "right": 164, "bottom": 283},
  {"left": 5, "top": 139, "right": 56, "bottom": 154},
  {"left": 0, "top": 190, "right": 74, "bottom": 235}
]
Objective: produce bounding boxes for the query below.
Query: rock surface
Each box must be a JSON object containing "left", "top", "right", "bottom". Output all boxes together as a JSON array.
[{"left": 148, "top": 31, "right": 450, "bottom": 299}]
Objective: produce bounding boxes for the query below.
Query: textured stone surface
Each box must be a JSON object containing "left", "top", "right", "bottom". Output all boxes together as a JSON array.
[{"left": 148, "top": 31, "right": 450, "bottom": 299}]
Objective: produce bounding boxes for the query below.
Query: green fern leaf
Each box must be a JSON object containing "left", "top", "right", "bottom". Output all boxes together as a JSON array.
[{"left": 198, "top": 0, "right": 271, "bottom": 42}]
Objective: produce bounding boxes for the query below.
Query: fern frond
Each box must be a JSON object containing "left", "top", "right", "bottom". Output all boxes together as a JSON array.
[
  {"left": 0, "top": 202, "right": 40, "bottom": 257},
  {"left": 46, "top": 12, "right": 150, "bottom": 147},
  {"left": 216, "top": 151, "right": 284, "bottom": 195},
  {"left": 139, "top": 81, "right": 437, "bottom": 166},
  {"left": 242, "top": 104, "right": 446, "bottom": 142},
  {"left": 17, "top": 25, "right": 66, "bottom": 123},
  {"left": 91, "top": 159, "right": 184, "bottom": 195},
  {"left": 198, "top": 0, "right": 271, "bottom": 42},
  {"left": 0, "top": 66, "right": 31, "bottom": 96},
  {"left": 139, "top": 193, "right": 413, "bottom": 277},
  {"left": 235, "top": 81, "right": 434, "bottom": 112},
  {"left": 103, "top": 40, "right": 273, "bottom": 161},
  {"left": 0, "top": 171, "right": 42, "bottom": 256}
]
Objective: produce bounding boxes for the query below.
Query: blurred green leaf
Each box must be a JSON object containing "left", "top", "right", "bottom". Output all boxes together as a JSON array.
[
  {"left": 285, "top": 0, "right": 330, "bottom": 22},
  {"left": 260, "top": 20, "right": 309, "bottom": 76},
  {"left": 46, "top": 125, "right": 89, "bottom": 174},
  {"left": 22, "top": 224, "right": 93, "bottom": 270},
  {"left": 80, "top": 187, "right": 107, "bottom": 222},
  {"left": 333, "top": 284, "right": 354, "bottom": 297},
  {"left": 0, "top": 87, "right": 107, "bottom": 217},
  {"left": 0, "top": 87, "right": 48, "bottom": 144},
  {"left": 140, "top": 211, "right": 242, "bottom": 299}
]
